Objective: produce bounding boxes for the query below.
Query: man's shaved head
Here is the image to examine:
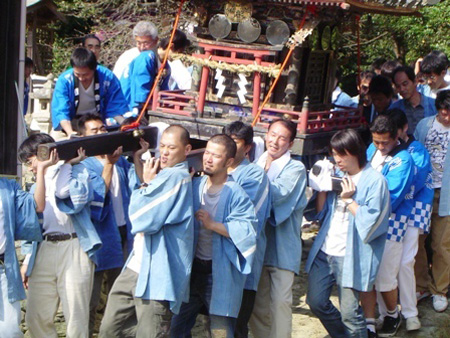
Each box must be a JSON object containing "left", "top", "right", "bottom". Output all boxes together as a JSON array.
[{"left": 163, "top": 125, "right": 190, "bottom": 146}]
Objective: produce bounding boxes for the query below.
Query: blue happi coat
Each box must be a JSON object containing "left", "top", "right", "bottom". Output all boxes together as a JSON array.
[
  {"left": 305, "top": 164, "right": 390, "bottom": 291},
  {"left": 405, "top": 138, "right": 434, "bottom": 233},
  {"left": 367, "top": 144, "right": 415, "bottom": 242},
  {"left": 0, "top": 179, "right": 42, "bottom": 303},
  {"left": 193, "top": 176, "right": 257, "bottom": 317},
  {"left": 229, "top": 158, "right": 271, "bottom": 291},
  {"left": 82, "top": 157, "right": 139, "bottom": 271},
  {"left": 262, "top": 158, "right": 307, "bottom": 274},
  {"left": 415, "top": 116, "right": 450, "bottom": 216},
  {"left": 24, "top": 163, "right": 102, "bottom": 275},
  {"left": 127, "top": 161, "right": 194, "bottom": 314},
  {"left": 51, "top": 65, "right": 129, "bottom": 131},
  {"left": 120, "top": 50, "right": 170, "bottom": 110}
]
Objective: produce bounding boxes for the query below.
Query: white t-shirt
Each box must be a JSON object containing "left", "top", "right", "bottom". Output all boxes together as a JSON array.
[
  {"left": 321, "top": 171, "right": 362, "bottom": 257},
  {"left": 168, "top": 59, "right": 192, "bottom": 90},
  {"left": 127, "top": 233, "right": 144, "bottom": 273},
  {"left": 430, "top": 82, "right": 450, "bottom": 99},
  {"left": 76, "top": 80, "right": 97, "bottom": 115},
  {"left": 110, "top": 165, "right": 126, "bottom": 226},
  {"left": 98, "top": 158, "right": 126, "bottom": 227},
  {"left": 425, "top": 118, "right": 450, "bottom": 188},
  {"left": 42, "top": 163, "right": 75, "bottom": 236},
  {"left": 371, "top": 150, "right": 392, "bottom": 173}
]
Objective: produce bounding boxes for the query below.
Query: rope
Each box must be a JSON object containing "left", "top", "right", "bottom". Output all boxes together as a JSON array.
[
  {"left": 171, "top": 53, "right": 281, "bottom": 77},
  {"left": 251, "top": 5, "right": 316, "bottom": 127},
  {"left": 121, "top": 0, "right": 185, "bottom": 132}
]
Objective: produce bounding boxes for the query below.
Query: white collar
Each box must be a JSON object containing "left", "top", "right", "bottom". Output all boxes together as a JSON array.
[{"left": 256, "top": 150, "right": 291, "bottom": 182}]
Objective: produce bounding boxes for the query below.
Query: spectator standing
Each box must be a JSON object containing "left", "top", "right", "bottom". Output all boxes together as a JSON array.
[
  {"left": 361, "top": 115, "right": 415, "bottom": 337},
  {"left": 391, "top": 66, "right": 437, "bottom": 134},
  {"left": 418, "top": 51, "right": 450, "bottom": 99},
  {"left": 414, "top": 90, "right": 450, "bottom": 313},
  {"left": 387, "top": 109, "right": 434, "bottom": 331}
]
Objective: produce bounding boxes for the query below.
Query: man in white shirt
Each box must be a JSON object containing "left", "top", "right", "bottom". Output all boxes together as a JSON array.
[
  {"left": 157, "top": 29, "right": 192, "bottom": 90},
  {"left": 19, "top": 133, "right": 101, "bottom": 338}
]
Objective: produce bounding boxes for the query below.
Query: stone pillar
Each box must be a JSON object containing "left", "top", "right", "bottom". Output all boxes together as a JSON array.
[{"left": 30, "top": 73, "right": 54, "bottom": 134}]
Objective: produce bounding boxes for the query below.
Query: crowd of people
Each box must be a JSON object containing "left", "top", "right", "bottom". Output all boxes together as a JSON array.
[{"left": 2, "top": 19, "right": 449, "bottom": 338}]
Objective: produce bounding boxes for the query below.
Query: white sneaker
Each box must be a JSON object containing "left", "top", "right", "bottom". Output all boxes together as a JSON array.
[
  {"left": 416, "top": 291, "right": 431, "bottom": 301},
  {"left": 432, "top": 294, "right": 448, "bottom": 312},
  {"left": 406, "top": 316, "right": 421, "bottom": 331}
]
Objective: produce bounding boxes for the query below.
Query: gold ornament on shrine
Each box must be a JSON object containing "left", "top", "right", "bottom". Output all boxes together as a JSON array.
[{"left": 224, "top": 0, "right": 253, "bottom": 23}]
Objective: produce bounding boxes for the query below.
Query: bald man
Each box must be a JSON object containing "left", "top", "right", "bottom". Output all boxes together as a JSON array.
[{"left": 99, "top": 125, "right": 194, "bottom": 337}]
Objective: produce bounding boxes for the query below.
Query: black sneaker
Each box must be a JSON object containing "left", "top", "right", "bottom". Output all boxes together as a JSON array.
[
  {"left": 378, "top": 315, "right": 402, "bottom": 337},
  {"left": 367, "top": 329, "right": 378, "bottom": 338}
]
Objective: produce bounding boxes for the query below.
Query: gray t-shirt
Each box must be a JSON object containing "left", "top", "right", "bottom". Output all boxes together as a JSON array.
[{"left": 195, "top": 185, "right": 222, "bottom": 260}]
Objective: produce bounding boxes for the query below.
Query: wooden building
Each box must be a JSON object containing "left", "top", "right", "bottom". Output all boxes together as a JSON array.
[{"left": 26, "top": 0, "right": 67, "bottom": 74}]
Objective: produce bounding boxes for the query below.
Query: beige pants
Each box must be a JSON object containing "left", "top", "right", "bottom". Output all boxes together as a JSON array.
[
  {"left": 249, "top": 266, "right": 295, "bottom": 338},
  {"left": 415, "top": 189, "right": 450, "bottom": 296},
  {"left": 26, "top": 238, "right": 94, "bottom": 338}
]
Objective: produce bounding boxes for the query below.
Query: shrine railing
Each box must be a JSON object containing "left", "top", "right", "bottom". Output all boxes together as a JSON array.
[{"left": 153, "top": 89, "right": 363, "bottom": 135}]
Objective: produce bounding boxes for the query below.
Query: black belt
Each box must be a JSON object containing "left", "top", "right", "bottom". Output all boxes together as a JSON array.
[
  {"left": 193, "top": 257, "right": 212, "bottom": 274},
  {"left": 44, "top": 232, "right": 78, "bottom": 242}
]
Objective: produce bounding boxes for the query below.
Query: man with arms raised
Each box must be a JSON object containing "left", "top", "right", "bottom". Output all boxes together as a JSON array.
[
  {"left": 76, "top": 113, "right": 145, "bottom": 335},
  {"left": 99, "top": 125, "right": 194, "bottom": 337},
  {"left": 171, "top": 134, "right": 257, "bottom": 337},
  {"left": 250, "top": 119, "right": 307, "bottom": 338},
  {"left": 20, "top": 134, "right": 101, "bottom": 338},
  {"left": 222, "top": 121, "right": 271, "bottom": 338}
]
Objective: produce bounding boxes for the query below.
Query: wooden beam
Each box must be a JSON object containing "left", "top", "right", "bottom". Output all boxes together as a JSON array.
[{"left": 37, "top": 127, "right": 159, "bottom": 161}]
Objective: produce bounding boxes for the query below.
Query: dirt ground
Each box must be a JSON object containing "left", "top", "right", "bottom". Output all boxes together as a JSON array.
[
  {"left": 291, "top": 232, "right": 450, "bottom": 338},
  {"left": 19, "top": 232, "right": 450, "bottom": 337}
]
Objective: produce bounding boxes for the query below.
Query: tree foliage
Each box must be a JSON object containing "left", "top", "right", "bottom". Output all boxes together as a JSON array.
[
  {"left": 361, "top": 0, "right": 450, "bottom": 66},
  {"left": 49, "top": 0, "right": 449, "bottom": 78},
  {"left": 50, "top": 0, "right": 197, "bottom": 74}
]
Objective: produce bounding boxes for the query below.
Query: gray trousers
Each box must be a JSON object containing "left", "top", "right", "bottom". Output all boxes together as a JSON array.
[
  {"left": 99, "top": 268, "right": 172, "bottom": 338},
  {"left": 89, "top": 268, "right": 122, "bottom": 337}
]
